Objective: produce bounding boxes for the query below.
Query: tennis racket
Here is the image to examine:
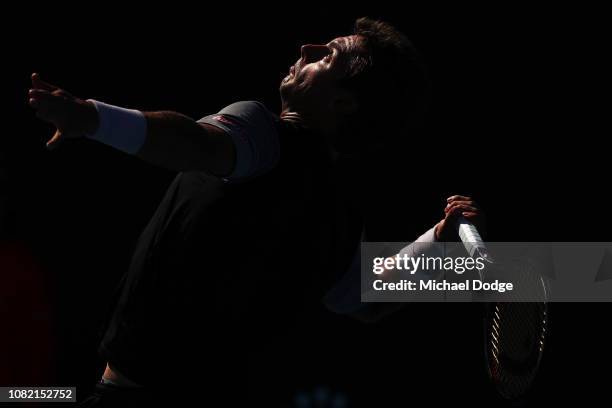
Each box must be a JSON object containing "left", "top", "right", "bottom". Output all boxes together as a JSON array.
[{"left": 456, "top": 216, "right": 549, "bottom": 400}]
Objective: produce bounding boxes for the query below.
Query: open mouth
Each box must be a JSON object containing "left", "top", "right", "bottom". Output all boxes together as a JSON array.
[{"left": 282, "top": 64, "right": 297, "bottom": 84}]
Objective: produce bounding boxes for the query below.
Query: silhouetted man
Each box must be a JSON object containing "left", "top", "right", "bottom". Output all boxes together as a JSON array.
[{"left": 29, "top": 18, "right": 483, "bottom": 406}]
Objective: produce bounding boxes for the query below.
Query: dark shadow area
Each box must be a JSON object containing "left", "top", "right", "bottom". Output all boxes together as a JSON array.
[{"left": 3, "top": 4, "right": 606, "bottom": 406}]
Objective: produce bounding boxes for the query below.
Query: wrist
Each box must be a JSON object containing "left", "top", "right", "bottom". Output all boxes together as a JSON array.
[
  {"left": 82, "top": 100, "right": 100, "bottom": 135},
  {"left": 434, "top": 221, "right": 442, "bottom": 240},
  {"left": 85, "top": 100, "right": 147, "bottom": 154}
]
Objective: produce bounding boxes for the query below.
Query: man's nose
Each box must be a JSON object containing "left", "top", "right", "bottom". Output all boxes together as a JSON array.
[{"left": 300, "top": 44, "right": 329, "bottom": 63}]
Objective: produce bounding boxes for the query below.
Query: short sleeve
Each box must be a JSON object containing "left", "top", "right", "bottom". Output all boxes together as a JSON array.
[{"left": 197, "top": 101, "right": 280, "bottom": 182}]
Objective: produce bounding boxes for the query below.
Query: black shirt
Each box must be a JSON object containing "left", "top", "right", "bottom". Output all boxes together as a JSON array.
[{"left": 98, "top": 102, "right": 363, "bottom": 388}]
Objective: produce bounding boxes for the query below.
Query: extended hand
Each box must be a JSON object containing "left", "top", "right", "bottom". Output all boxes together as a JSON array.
[{"left": 28, "top": 73, "right": 99, "bottom": 150}]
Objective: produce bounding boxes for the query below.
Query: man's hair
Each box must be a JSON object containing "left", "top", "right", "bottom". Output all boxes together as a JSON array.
[{"left": 339, "top": 17, "right": 430, "bottom": 145}]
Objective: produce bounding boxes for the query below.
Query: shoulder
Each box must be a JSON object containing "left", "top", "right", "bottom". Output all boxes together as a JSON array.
[
  {"left": 198, "top": 101, "right": 277, "bottom": 130},
  {"left": 218, "top": 100, "right": 270, "bottom": 115},
  {"left": 197, "top": 101, "right": 281, "bottom": 182}
]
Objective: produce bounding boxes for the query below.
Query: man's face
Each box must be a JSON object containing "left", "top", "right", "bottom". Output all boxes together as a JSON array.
[{"left": 280, "top": 35, "right": 362, "bottom": 112}]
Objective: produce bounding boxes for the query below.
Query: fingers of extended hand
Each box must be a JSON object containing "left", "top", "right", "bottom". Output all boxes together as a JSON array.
[
  {"left": 31, "top": 73, "right": 59, "bottom": 92},
  {"left": 45, "top": 129, "right": 64, "bottom": 150},
  {"left": 29, "top": 89, "right": 66, "bottom": 121}
]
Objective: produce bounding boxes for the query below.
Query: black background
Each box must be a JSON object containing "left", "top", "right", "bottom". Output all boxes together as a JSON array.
[{"left": 2, "top": 3, "right": 608, "bottom": 406}]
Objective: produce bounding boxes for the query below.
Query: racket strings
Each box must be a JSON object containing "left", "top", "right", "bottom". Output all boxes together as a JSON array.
[{"left": 486, "top": 302, "right": 548, "bottom": 399}]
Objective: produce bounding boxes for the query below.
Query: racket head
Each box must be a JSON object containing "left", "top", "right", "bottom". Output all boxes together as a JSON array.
[{"left": 484, "top": 300, "right": 548, "bottom": 400}]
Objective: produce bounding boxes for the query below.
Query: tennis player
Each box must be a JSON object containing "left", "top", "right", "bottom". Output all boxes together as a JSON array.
[{"left": 28, "top": 18, "right": 483, "bottom": 406}]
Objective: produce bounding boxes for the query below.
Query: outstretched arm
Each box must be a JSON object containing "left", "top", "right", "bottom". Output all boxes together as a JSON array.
[{"left": 27, "top": 73, "right": 235, "bottom": 175}]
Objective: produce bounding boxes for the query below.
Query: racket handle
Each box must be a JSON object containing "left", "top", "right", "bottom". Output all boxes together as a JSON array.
[{"left": 455, "top": 216, "right": 493, "bottom": 263}]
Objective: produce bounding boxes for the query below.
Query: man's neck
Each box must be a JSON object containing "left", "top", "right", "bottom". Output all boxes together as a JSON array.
[
  {"left": 282, "top": 108, "right": 340, "bottom": 159},
  {"left": 279, "top": 109, "right": 306, "bottom": 126}
]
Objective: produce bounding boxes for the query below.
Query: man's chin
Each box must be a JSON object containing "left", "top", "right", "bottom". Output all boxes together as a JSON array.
[
  {"left": 280, "top": 76, "right": 294, "bottom": 91},
  {"left": 279, "top": 81, "right": 295, "bottom": 102}
]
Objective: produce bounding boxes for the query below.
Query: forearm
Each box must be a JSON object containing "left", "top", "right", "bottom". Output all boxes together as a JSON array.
[
  {"left": 136, "top": 111, "right": 235, "bottom": 175},
  {"left": 326, "top": 226, "right": 440, "bottom": 323},
  {"left": 87, "top": 101, "right": 235, "bottom": 175}
]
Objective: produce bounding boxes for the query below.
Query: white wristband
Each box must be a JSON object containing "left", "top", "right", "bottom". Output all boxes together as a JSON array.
[{"left": 86, "top": 100, "right": 147, "bottom": 154}]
